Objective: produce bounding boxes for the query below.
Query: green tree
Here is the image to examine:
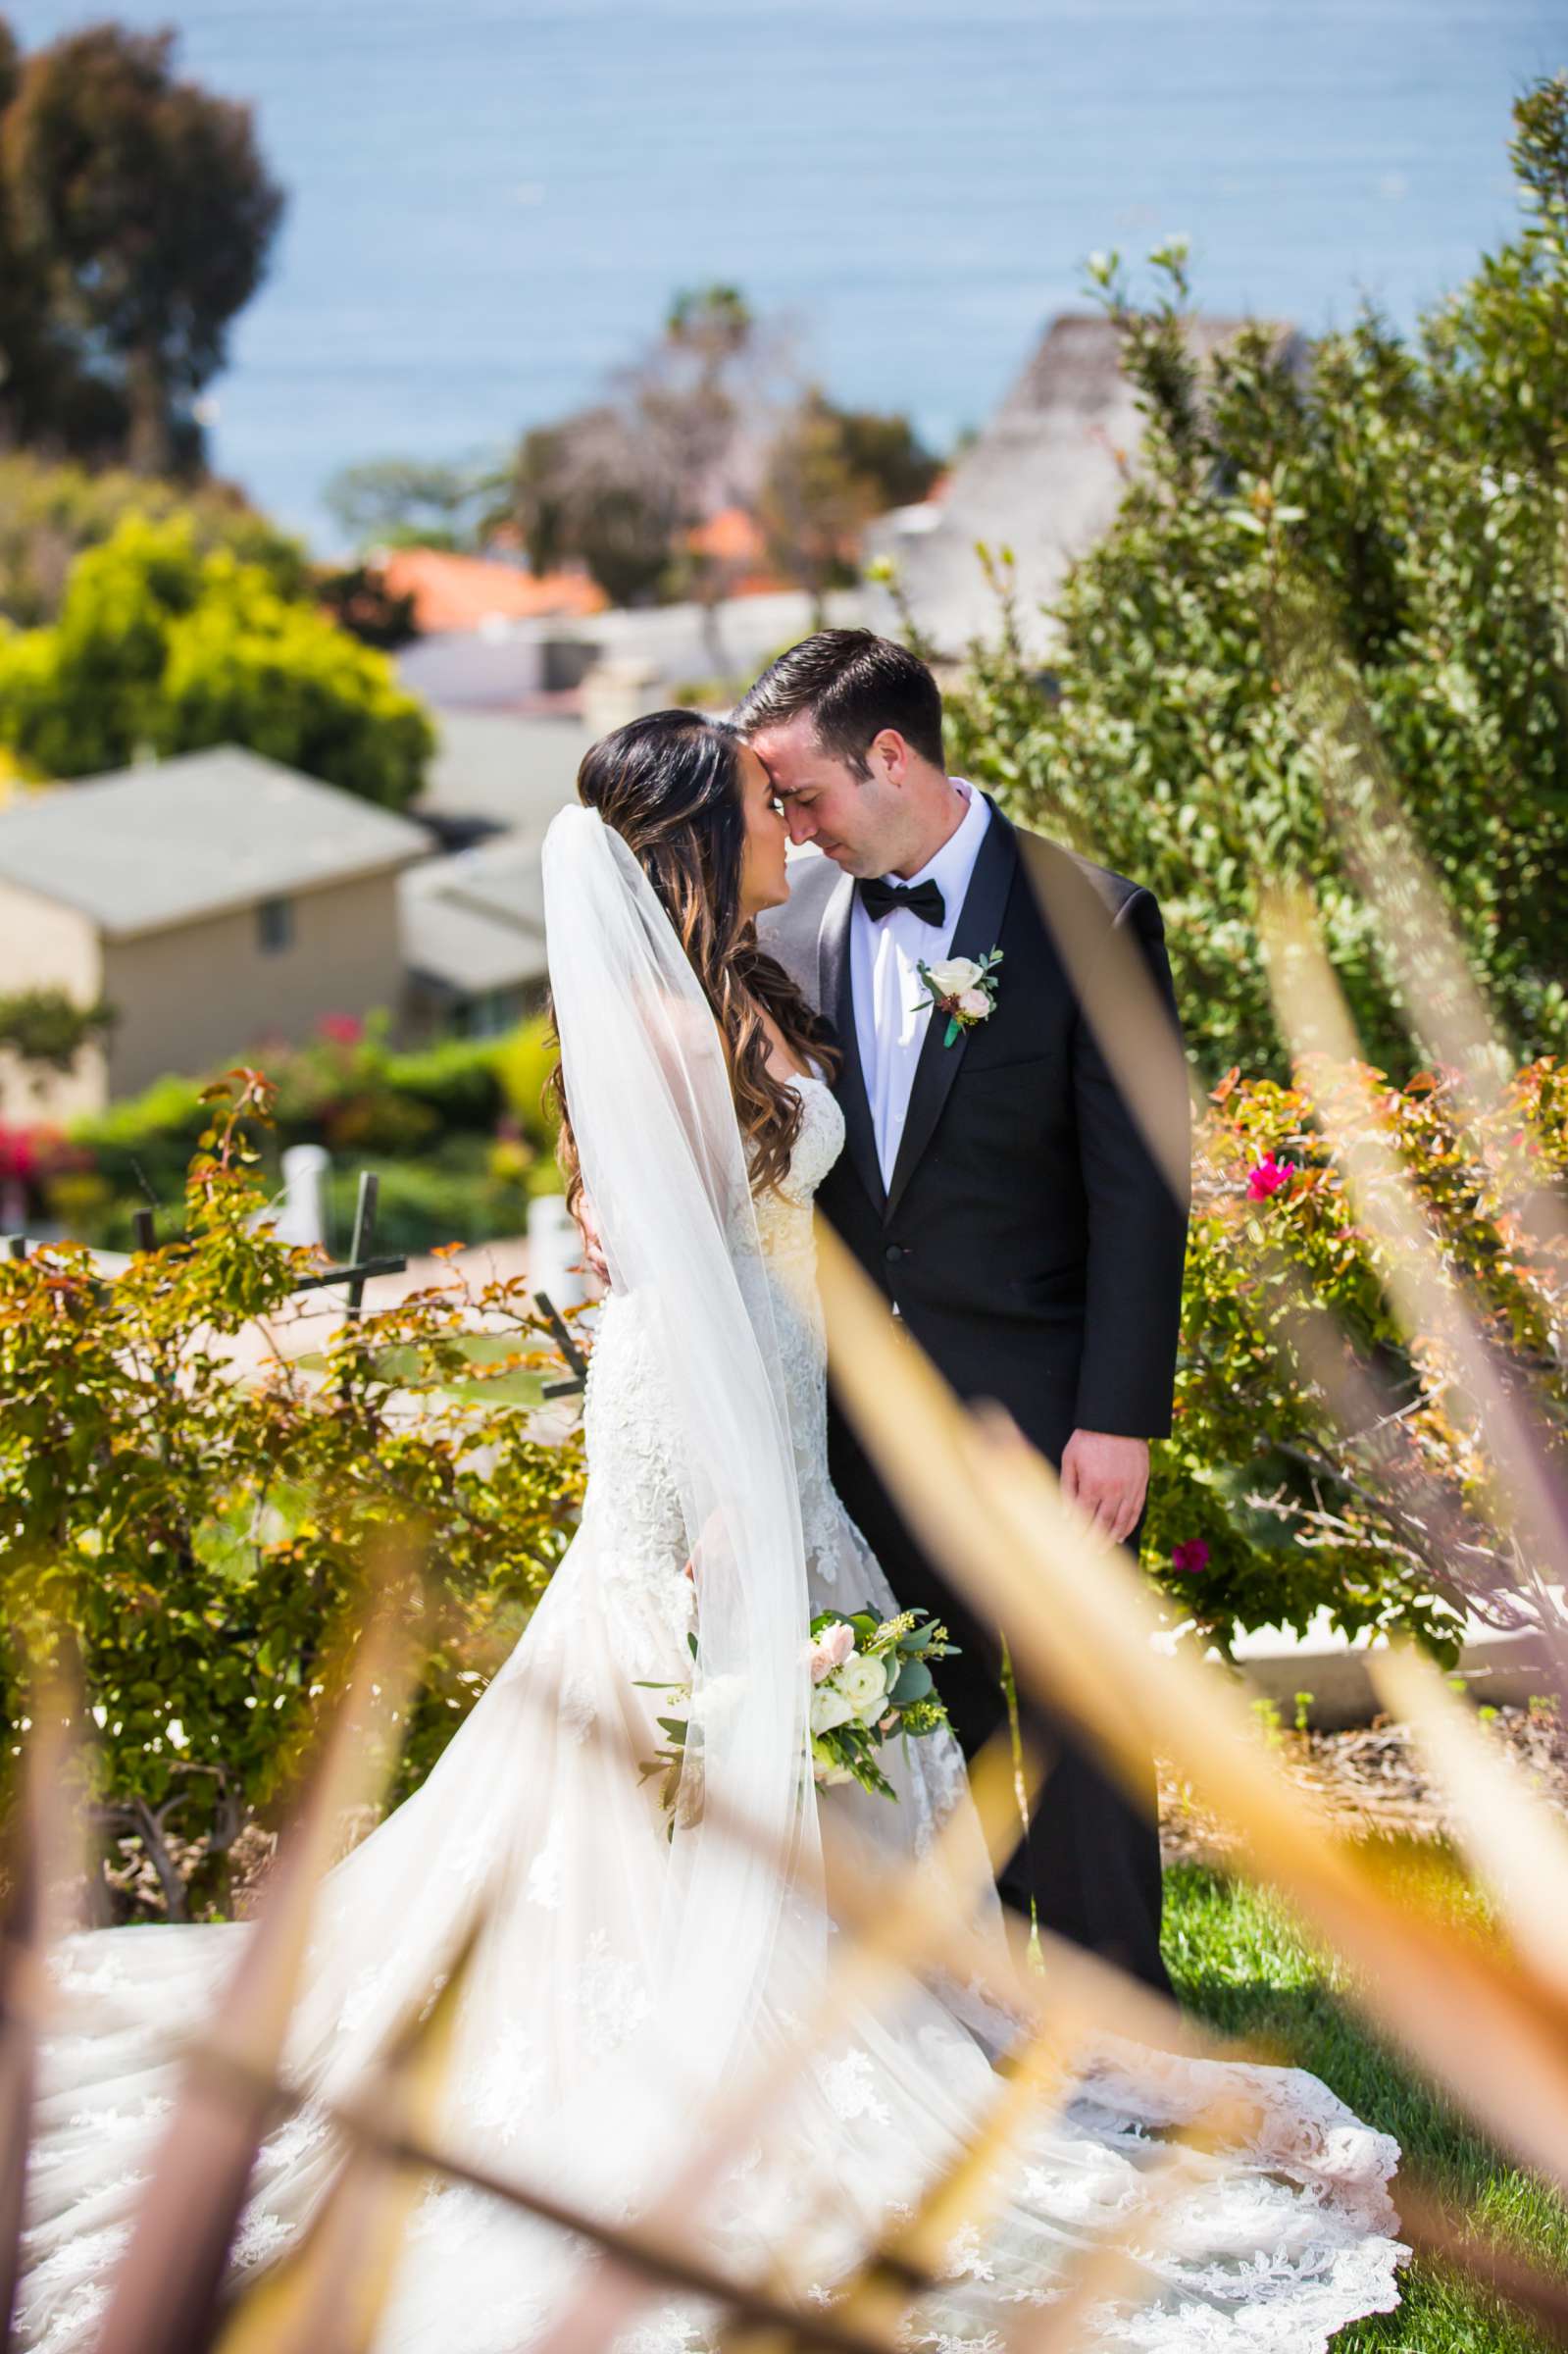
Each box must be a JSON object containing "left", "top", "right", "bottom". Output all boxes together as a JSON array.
[
  {"left": 314, "top": 560, "right": 421, "bottom": 651},
  {"left": 0, "top": 18, "right": 138, "bottom": 462},
  {"left": 0, "top": 451, "right": 310, "bottom": 628},
  {"left": 0, "top": 512, "right": 434, "bottom": 808},
  {"left": 0, "top": 21, "right": 284, "bottom": 475},
  {"left": 509, "top": 284, "right": 784, "bottom": 611},
  {"left": 321, "top": 457, "right": 499, "bottom": 555},
  {"left": 831, "top": 403, "right": 942, "bottom": 514},
  {"left": 0, "top": 18, "right": 68, "bottom": 452},
  {"left": 939, "top": 76, "right": 1568, "bottom": 1083},
  {"left": 761, "top": 387, "right": 940, "bottom": 619},
  {"left": 512, "top": 410, "right": 679, "bottom": 606}
]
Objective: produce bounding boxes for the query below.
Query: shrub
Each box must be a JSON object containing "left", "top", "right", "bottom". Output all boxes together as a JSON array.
[
  {"left": 57, "top": 1013, "right": 564, "bottom": 1252},
  {"left": 320, "top": 1144, "right": 551, "bottom": 1260},
  {"left": 0, "top": 511, "right": 433, "bottom": 807},
  {"left": 493, "top": 1014, "right": 563, "bottom": 1154},
  {"left": 1146, "top": 1057, "right": 1568, "bottom": 1662},
  {"left": 0, "top": 452, "right": 309, "bottom": 628},
  {"left": 382, "top": 1031, "right": 510, "bottom": 1132},
  {"left": 0, "top": 1072, "right": 585, "bottom": 1920},
  {"left": 940, "top": 76, "right": 1568, "bottom": 1083}
]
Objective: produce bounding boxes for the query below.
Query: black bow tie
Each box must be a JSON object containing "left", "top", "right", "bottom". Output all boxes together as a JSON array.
[{"left": 859, "top": 876, "right": 945, "bottom": 927}]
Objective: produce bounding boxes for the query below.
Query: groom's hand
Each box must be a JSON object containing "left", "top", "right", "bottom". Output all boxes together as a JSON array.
[{"left": 1060, "top": 1429, "right": 1148, "bottom": 1548}]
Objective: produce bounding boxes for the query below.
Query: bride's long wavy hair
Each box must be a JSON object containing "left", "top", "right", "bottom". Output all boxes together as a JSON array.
[{"left": 547, "top": 709, "right": 838, "bottom": 1210}]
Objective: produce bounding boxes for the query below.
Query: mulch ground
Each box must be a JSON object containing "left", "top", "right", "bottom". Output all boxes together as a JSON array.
[{"left": 1158, "top": 1699, "right": 1568, "bottom": 1867}]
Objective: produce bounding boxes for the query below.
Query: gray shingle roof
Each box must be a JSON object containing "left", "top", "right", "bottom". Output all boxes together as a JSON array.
[
  {"left": 866, "top": 311, "right": 1304, "bottom": 659},
  {"left": 399, "top": 834, "right": 548, "bottom": 996},
  {"left": 416, "top": 712, "right": 595, "bottom": 836},
  {"left": 0, "top": 746, "right": 430, "bottom": 938}
]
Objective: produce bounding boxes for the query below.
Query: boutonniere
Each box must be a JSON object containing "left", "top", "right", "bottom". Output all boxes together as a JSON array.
[{"left": 913, "top": 948, "right": 1003, "bottom": 1048}]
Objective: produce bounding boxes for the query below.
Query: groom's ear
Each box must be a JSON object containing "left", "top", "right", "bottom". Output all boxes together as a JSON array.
[{"left": 866, "top": 728, "right": 910, "bottom": 788}]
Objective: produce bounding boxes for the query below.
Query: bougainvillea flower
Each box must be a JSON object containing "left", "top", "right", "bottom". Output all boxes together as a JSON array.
[{"left": 1246, "top": 1155, "right": 1296, "bottom": 1202}]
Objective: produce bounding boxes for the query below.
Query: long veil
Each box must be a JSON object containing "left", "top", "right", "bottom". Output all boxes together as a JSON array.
[
  {"left": 18, "top": 803, "right": 829, "bottom": 2349},
  {"left": 541, "top": 804, "right": 822, "bottom": 2089}
]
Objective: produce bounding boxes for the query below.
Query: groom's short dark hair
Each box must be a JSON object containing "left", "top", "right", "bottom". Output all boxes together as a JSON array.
[{"left": 733, "top": 630, "right": 946, "bottom": 777}]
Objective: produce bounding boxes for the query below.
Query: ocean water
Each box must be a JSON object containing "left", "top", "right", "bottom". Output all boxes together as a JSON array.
[{"left": 12, "top": 0, "right": 1565, "bottom": 552}]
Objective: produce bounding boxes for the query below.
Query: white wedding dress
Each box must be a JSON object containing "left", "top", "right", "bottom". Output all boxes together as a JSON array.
[{"left": 19, "top": 812, "right": 1407, "bottom": 2354}]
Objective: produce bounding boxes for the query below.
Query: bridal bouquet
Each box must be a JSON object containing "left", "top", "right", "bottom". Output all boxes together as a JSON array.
[
  {"left": 637, "top": 1608, "right": 957, "bottom": 1825},
  {"left": 807, "top": 1607, "right": 958, "bottom": 1798}
]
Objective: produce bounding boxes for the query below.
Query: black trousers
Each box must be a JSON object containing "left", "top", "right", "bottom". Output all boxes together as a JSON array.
[{"left": 830, "top": 1415, "right": 1171, "bottom": 1999}]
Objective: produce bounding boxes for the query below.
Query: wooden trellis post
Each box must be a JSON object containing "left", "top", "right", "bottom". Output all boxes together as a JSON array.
[
  {"left": 533, "top": 1290, "right": 588, "bottom": 1400},
  {"left": 2, "top": 1177, "right": 591, "bottom": 1407}
]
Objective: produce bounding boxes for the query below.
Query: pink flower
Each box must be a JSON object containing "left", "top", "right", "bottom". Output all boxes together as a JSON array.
[
  {"left": 808, "top": 1620, "right": 855, "bottom": 1683},
  {"left": 1171, "top": 1540, "right": 1210, "bottom": 1575},
  {"left": 0, "top": 1125, "right": 39, "bottom": 1185},
  {"left": 955, "top": 987, "right": 991, "bottom": 1020},
  {"left": 318, "top": 1013, "right": 364, "bottom": 1048},
  {"left": 1246, "top": 1155, "right": 1295, "bottom": 1202}
]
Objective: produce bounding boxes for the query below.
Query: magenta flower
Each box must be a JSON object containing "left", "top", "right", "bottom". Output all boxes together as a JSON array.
[
  {"left": 1246, "top": 1155, "right": 1295, "bottom": 1202},
  {"left": 318, "top": 1012, "right": 364, "bottom": 1048},
  {"left": 0, "top": 1125, "right": 39, "bottom": 1185},
  {"left": 1171, "top": 1539, "right": 1210, "bottom": 1575}
]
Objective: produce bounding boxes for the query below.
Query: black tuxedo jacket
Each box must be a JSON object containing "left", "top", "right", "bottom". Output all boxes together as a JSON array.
[{"left": 759, "top": 799, "right": 1189, "bottom": 1457}]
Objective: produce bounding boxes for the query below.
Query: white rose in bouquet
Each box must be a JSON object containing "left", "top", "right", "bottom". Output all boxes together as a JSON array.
[
  {"left": 835, "top": 1651, "right": 891, "bottom": 1725},
  {"left": 925, "top": 955, "right": 984, "bottom": 998},
  {"left": 810, "top": 1682, "right": 856, "bottom": 1735}
]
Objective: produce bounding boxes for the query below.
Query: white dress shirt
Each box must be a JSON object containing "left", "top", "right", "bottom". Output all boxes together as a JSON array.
[{"left": 850, "top": 781, "right": 991, "bottom": 1189}]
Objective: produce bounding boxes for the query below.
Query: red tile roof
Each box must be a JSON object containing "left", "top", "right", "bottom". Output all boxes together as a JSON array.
[
  {"left": 378, "top": 548, "right": 608, "bottom": 634},
  {"left": 685, "top": 506, "right": 789, "bottom": 596}
]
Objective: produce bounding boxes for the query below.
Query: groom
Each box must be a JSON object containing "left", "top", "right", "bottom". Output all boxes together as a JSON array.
[{"left": 744, "top": 631, "right": 1189, "bottom": 1995}]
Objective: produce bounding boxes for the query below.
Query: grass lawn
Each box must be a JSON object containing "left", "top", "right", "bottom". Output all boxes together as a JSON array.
[{"left": 1162, "top": 1858, "right": 1568, "bottom": 2352}]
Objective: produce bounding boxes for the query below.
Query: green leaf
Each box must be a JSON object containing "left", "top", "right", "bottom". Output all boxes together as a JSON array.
[
  {"left": 363, "top": 1344, "right": 430, "bottom": 1384},
  {"left": 439, "top": 1372, "right": 547, "bottom": 1409},
  {"left": 889, "top": 1660, "right": 934, "bottom": 1707},
  {"left": 442, "top": 1332, "right": 538, "bottom": 1366}
]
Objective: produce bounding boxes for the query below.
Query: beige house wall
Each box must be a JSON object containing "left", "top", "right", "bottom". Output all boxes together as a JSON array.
[
  {"left": 101, "top": 869, "right": 409, "bottom": 1098},
  {"left": 0, "top": 878, "right": 108, "bottom": 1121}
]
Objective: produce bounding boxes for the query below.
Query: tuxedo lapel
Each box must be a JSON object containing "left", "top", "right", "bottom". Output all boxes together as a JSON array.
[
  {"left": 884, "top": 798, "right": 1019, "bottom": 1222},
  {"left": 817, "top": 868, "right": 885, "bottom": 1215}
]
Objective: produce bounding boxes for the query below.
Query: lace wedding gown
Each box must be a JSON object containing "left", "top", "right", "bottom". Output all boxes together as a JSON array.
[{"left": 20, "top": 818, "right": 1408, "bottom": 2354}]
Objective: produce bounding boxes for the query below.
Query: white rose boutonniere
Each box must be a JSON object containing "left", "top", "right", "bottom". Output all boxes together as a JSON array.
[{"left": 914, "top": 947, "right": 1003, "bottom": 1047}]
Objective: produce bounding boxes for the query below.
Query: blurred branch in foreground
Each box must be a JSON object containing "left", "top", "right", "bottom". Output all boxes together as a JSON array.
[{"left": 816, "top": 1216, "right": 1568, "bottom": 2197}]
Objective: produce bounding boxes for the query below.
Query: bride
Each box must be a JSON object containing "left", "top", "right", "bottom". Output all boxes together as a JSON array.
[{"left": 20, "top": 711, "right": 1406, "bottom": 2352}]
